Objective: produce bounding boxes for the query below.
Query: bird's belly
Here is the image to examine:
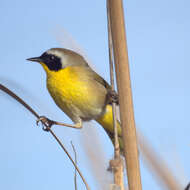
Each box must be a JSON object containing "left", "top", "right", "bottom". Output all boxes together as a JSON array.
[{"left": 46, "top": 74, "right": 105, "bottom": 122}]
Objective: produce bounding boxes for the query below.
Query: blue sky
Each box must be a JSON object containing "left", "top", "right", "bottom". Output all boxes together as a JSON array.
[{"left": 0, "top": 0, "right": 189, "bottom": 189}]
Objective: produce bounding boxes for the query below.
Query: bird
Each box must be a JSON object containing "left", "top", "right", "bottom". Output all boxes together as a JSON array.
[{"left": 27, "top": 48, "right": 123, "bottom": 152}]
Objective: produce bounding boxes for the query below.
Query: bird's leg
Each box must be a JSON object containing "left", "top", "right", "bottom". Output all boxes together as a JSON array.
[
  {"left": 51, "top": 119, "right": 83, "bottom": 129},
  {"left": 36, "top": 116, "right": 83, "bottom": 130}
]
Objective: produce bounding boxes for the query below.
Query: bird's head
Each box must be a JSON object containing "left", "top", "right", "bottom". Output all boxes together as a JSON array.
[{"left": 27, "top": 48, "right": 88, "bottom": 72}]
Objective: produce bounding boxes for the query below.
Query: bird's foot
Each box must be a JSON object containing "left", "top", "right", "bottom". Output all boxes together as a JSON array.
[
  {"left": 36, "top": 116, "right": 83, "bottom": 130},
  {"left": 36, "top": 116, "right": 54, "bottom": 131},
  {"left": 107, "top": 90, "right": 119, "bottom": 105}
]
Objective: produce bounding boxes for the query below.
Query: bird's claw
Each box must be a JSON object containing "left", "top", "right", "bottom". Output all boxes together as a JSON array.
[
  {"left": 36, "top": 116, "right": 54, "bottom": 131},
  {"left": 107, "top": 90, "right": 119, "bottom": 105}
]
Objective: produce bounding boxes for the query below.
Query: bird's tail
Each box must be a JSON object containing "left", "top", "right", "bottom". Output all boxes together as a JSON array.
[{"left": 96, "top": 104, "right": 124, "bottom": 153}]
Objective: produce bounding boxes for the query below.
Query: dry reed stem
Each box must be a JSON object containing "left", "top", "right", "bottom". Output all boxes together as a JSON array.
[
  {"left": 108, "top": 0, "right": 142, "bottom": 189},
  {"left": 107, "top": 0, "right": 124, "bottom": 189}
]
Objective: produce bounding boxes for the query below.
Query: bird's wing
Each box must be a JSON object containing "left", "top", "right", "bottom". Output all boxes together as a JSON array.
[
  {"left": 87, "top": 67, "right": 119, "bottom": 105},
  {"left": 92, "top": 70, "right": 111, "bottom": 90}
]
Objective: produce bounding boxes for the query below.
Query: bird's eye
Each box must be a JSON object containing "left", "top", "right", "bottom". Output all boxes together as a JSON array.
[{"left": 50, "top": 55, "right": 55, "bottom": 60}]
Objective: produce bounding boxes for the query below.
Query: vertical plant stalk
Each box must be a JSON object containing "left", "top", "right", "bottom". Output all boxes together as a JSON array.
[
  {"left": 107, "top": 0, "right": 120, "bottom": 159},
  {"left": 107, "top": 1, "right": 124, "bottom": 190},
  {"left": 108, "top": 0, "right": 142, "bottom": 189}
]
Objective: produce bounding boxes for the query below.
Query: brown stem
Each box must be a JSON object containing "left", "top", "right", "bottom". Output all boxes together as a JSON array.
[
  {"left": 0, "top": 83, "right": 90, "bottom": 190},
  {"left": 107, "top": 0, "right": 124, "bottom": 189},
  {"left": 108, "top": 0, "right": 142, "bottom": 189}
]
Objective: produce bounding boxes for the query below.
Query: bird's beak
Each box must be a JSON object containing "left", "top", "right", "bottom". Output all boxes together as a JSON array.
[{"left": 26, "top": 57, "right": 42, "bottom": 63}]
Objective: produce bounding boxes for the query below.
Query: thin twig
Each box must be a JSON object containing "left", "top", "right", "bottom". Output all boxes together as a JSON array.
[
  {"left": 107, "top": 0, "right": 120, "bottom": 158},
  {"left": 71, "top": 141, "right": 78, "bottom": 190},
  {"left": 0, "top": 84, "right": 39, "bottom": 118},
  {"left": 0, "top": 83, "right": 90, "bottom": 190},
  {"left": 107, "top": 1, "right": 124, "bottom": 189}
]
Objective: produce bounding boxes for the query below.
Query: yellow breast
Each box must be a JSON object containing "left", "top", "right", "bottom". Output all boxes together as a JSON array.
[{"left": 41, "top": 64, "right": 106, "bottom": 121}]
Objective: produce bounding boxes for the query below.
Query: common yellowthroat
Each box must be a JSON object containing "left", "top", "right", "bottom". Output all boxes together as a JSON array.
[{"left": 27, "top": 48, "right": 123, "bottom": 151}]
